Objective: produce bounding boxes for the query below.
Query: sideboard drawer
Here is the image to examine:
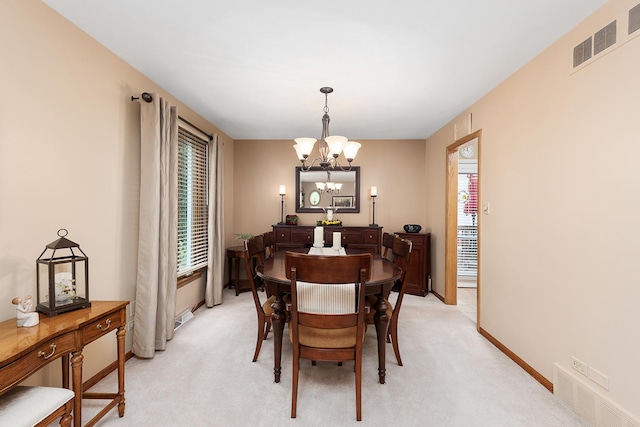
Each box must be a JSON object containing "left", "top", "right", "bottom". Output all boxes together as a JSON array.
[
  {"left": 362, "top": 230, "right": 379, "bottom": 244},
  {"left": 275, "top": 228, "right": 291, "bottom": 242},
  {"left": 83, "top": 311, "right": 123, "bottom": 344},
  {"left": 291, "top": 228, "right": 313, "bottom": 245}
]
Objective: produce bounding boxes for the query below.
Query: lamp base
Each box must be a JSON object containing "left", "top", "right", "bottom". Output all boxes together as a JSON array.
[
  {"left": 277, "top": 221, "right": 286, "bottom": 225},
  {"left": 369, "top": 223, "right": 378, "bottom": 227}
]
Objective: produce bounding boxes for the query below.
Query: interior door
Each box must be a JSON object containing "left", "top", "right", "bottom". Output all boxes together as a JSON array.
[{"left": 445, "top": 131, "right": 481, "bottom": 327}]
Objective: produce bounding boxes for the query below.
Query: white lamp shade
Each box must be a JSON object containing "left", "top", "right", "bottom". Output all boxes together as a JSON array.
[
  {"left": 325, "top": 135, "right": 347, "bottom": 156},
  {"left": 279, "top": 185, "right": 286, "bottom": 195},
  {"left": 335, "top": 183, "right": 343, "bottom": 190},
  {"left": 294, "top": 138, "right": 316, "bottom": 157},
  {"left": 371, "top": 186, "right": 377, "bottom": 197},
  {"left": 343, "top": 141, "right": 361, "bottom": 160},
  {"left": 293, "top": 144, "right": 305, "bottom": 160},
  {"left": 315, "top": 182, "right": 326, "bottom": 190},
  {"left": 326, "top": 182, "right": 335, "bottom": 190}
]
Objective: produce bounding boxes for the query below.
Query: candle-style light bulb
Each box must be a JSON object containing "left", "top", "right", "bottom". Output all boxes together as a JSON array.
[
  {"left": 371, "top": 186, "right": 377, "bottom": 197},
  {"left": 279, "top": 185, "right": 286, "bottom": 196}
]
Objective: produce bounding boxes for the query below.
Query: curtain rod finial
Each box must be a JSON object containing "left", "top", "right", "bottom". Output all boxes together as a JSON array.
[{"left": 131, "top": 92, "right": 153, "bottom": 103}]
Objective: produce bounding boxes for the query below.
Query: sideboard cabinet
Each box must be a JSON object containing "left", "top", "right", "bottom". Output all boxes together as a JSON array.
[
  {"left": 395, "top": 232, "right": 431, "bottom": 296},
  {"left": 272, "top": 225, "right": 382, "bottom": 254}
]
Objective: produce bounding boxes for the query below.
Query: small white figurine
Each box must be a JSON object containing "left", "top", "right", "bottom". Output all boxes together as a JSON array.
[{"left": 12, "top": 295, "right": 39, "bottom": 327}]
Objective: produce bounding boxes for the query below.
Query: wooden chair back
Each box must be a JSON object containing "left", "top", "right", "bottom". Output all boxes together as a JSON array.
[
  {"left": 262, "top": 231, "right": 276, "bottom": 258},
  {"left": 387, "top": 237, "right": 412, "bottom": 366},
  {"left": 382, "top": 232, "right": 396, "bottom": 260},
  {"left": 243, "top": 235, "right": 272, "bottom": 362},
  {"left": 285, "top": 251, "right": 372, "bottom": 421}
]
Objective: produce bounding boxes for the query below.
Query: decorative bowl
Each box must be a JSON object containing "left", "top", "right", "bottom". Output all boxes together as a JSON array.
[{"left": 403, "top": 224, "right": 421, "bottom": 233}]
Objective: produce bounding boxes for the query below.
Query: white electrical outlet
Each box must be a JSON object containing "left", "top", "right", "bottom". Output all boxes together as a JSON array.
[{"left": 572, "top": 356, "right": 588, "bottom": 376}]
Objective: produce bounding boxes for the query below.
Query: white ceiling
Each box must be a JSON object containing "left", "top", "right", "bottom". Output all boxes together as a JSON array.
[{"left": 42, "top": 0, "right": 607, "bottom": 140}]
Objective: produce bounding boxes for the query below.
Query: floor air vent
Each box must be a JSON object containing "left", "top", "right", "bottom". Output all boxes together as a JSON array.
[
  {"left": 174, "top": 308, "right": 194, "bottom": 330},
  {"left": 553, "top": 363, "right": 640, "bottom": 427}
]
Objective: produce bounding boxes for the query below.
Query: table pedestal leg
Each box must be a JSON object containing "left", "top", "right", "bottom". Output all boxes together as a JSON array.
[
  {"left": 271, "top": 293, "right": 286, "bottom": 383},
  {"left": 373, "top": 294, "right": 389, "bottom": 384}
]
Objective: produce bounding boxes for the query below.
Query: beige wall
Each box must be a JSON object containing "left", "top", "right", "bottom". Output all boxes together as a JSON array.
[
  {"left": 0, "top": 0, "right": 234, "bottom": 381},
  {"left": 426, "top": 0, "right": 640, "bottom": 416},
  {"left": 233, "top": 139, "right": 426, "bottom": 235}
]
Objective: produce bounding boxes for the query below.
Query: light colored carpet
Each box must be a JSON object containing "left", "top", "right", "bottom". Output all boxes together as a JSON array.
[{"left": 82, "top": 288, "right": 589, "bottom": 426}]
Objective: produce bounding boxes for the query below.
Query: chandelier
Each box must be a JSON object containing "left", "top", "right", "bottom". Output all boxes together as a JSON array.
[
  {"left": 293, "top": 87, "right": 361, "bottom": 171},
  {"left": 315, "top": 171, "right": 342, "bottom": 195}
]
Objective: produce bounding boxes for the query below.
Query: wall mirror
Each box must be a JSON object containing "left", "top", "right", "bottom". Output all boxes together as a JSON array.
[{"left": 295, "top": 166, "right": 360, "bottom": 213}]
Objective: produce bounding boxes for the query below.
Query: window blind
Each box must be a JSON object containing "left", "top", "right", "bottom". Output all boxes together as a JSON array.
[
  {"left": 457, "top": 170, "right": 478, "bottom": 278},
  {"left": 178, "top": 127, "right": 208, "bottom": 276}
]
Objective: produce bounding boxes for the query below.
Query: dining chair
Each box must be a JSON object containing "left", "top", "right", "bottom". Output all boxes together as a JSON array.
[
  {"left": 381, "top": 232, "right": 396, "bottom": 260},
  {"left": 367, "top": 236, "right": 412, "bottom": 366},
  {"left": 243, "top": 235, "right": 276, "bottom": 362},
  {"left": 285, "top": 251, "right": 372, "bottom": 421}
]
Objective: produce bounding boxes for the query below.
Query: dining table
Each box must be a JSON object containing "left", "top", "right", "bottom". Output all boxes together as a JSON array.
[{"left": 257, "top": 248, "right": 402, "bottom": 384}]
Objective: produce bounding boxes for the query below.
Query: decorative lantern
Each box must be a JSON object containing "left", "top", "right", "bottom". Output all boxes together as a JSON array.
[{"left": 36, "top": 229, "right": 91, "bottom": 316}]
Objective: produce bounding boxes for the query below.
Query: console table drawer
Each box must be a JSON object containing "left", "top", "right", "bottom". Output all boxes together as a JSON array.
[
  {"left": 83, "top": 311, "right": 123, "bottom": 343},
  {"left": 0, "top": 332, "right": 76, "bottom": 392}
]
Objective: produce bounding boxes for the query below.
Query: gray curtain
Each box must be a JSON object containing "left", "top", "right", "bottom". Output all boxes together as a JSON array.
[
  {"left": 133, "top": 94, "right": 178, "bottom": 358},
  {"left": 205, "top": 135, "right": 225, "bottom": 307}
]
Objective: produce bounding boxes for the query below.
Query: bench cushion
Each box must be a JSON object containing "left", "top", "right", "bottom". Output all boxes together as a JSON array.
[{"left": 0, "top": 386, "right": 74, "bottom": 426}]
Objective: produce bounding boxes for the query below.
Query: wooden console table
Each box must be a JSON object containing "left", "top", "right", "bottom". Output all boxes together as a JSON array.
[{"left": 0, "top": 300, "right": 128, "bottom": 427}]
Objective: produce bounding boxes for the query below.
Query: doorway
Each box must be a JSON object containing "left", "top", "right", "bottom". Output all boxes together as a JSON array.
[{"left": 445, "top": 130, "right": 481, "bottom": 326}]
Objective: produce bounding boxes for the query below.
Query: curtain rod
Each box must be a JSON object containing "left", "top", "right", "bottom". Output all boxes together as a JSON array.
[{"left": 131, "top": 92, "right": 214, "bottom": 141}]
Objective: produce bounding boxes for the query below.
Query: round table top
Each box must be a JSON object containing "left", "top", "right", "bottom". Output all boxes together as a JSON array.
[{"left": 257, "top": 250, "right": 401, "bottom": 287}]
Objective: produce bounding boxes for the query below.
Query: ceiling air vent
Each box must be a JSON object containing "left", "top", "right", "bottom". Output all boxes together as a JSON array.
[
  {"left": 573, "top": 37, "right": 592, "bottom": 67},
  {"left": 594, "top": 20, "right": 617, "bottom": 55},
  {"left": 630, "top": 3, "right": 640, "bottom": 35}
]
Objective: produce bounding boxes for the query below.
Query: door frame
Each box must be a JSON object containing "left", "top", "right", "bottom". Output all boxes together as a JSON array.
[{"left": 445, "top": 130, "right": 481, "bottom": 325}]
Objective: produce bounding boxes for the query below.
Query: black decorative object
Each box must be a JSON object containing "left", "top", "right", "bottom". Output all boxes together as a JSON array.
[
  {"left": 36, "top": 229, "right": 91, "bottom": 316},
  {"left": 403, "top": 224, "right": 422, "bottom": 233}
]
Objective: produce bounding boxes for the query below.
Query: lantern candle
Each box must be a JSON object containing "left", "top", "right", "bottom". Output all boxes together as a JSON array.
[{"left": 371, "top": 186, "right": 378, "bottom": 197}]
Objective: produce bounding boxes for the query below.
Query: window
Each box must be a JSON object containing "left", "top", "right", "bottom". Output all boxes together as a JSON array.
[{"left": 177, "top": 126, "right": 208, "bottom": 276}]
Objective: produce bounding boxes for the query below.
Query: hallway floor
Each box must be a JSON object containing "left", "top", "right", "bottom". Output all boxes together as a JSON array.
[{"left": 457, "top": 286, "right": 477, "bottom": 323}]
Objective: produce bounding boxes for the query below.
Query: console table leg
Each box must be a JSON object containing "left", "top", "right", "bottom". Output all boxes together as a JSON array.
[
  {"left": 71, "top": 350, "right": 84, "bottom": 427},
  {"left": 116, "top": 325, "right": 126, "bottom": 417}
]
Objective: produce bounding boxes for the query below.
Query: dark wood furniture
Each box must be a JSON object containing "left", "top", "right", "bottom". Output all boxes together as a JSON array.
[
  {"left": 272, "top": 225, "right": 382, "bottom": 254},
  {"left": 394, "top": 232, "right": 431, "bottom": 296},
  {"left": 0, "top": 301, "right": 128, "bottom": 427},
  {"left": 226, "top": 245, "right": 250, "bottom": 295},
  {"left": 243, "top": 235, "right": 275, "bottom": 362},
  {"left": 377, "top": 236, "right": 412, "bottom": 366},
  {"left": 286, "top": 252, "right": 371, "bottom": 421},
  {"left": 257, "top": 250, "right": 401, "bottom": 385}
]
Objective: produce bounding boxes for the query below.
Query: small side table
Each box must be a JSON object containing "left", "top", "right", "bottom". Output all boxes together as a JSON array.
[{"left": 226, "top": 245, "right": 250, "bottom": 295}]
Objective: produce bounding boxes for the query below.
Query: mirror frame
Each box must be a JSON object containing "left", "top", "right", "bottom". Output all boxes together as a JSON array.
[{"left": 295, "top": 166, "right": 360, "bottom": 213}]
